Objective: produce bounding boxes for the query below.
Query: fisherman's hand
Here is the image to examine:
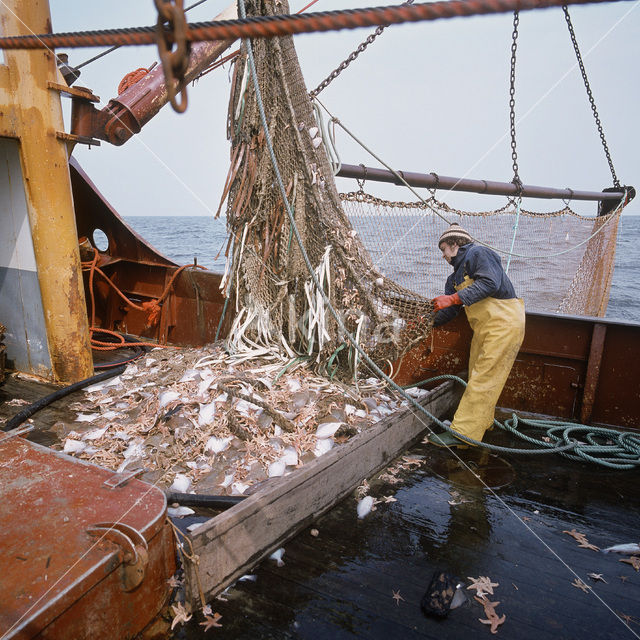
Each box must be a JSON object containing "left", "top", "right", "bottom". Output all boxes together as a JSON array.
[{"left": 432, "top": 293, "right": 462, "bottom": 311}]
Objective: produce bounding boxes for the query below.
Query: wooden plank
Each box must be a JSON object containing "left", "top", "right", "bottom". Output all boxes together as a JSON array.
[{"left": 184, "top": 381, "right": 462, "bottom": 605}]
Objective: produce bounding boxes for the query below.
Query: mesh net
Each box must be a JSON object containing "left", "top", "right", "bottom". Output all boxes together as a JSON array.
[
  {"left": 222, "top": 0, "right": 434, "bottom": 377},
  {"left": 221, "top": 0, "right": 625, "bottom": 378},
  {"left": 340, "top": 192, "right": 623, "bottom": 317}
]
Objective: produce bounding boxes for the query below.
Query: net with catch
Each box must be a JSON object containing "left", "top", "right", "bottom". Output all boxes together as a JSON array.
[{"left": 219, "top": 0, "right": 434, "bottom": 378}]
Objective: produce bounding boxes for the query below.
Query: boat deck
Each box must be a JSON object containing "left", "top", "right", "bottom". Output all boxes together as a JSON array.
[{"left": 175, "top": 424, "right": 640, "bottom": 639}]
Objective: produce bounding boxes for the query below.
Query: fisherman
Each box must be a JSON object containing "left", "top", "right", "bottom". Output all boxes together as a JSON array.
[{"left": 429, "top": 223, "right": 525, "bottom": 448}]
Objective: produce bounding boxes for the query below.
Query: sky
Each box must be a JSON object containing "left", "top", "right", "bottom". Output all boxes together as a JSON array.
[{"left": 46, "top": 0, "right": 640, "bottom": 217}]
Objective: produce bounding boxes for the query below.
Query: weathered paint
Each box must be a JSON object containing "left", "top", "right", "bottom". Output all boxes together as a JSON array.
[
  {"left": 393, "top": 310, "right": 640, "bottom": 429},
  {"left": 0, "top": 436, "right": 174, "bottom": 639},
  {"left": 0, "top": 1, "right": 92, "bottom": 383}
]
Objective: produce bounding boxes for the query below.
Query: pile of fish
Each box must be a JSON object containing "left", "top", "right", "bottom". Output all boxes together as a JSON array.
[{"left": 56, "top": 345, "right": 421, "bottom": 495}]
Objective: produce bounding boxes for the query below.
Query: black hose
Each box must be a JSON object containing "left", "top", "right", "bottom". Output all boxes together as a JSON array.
[
  {"left": 2, "top": 364, "right": 126, "bottom": 432},
  {"left": 92, "top": 332, "right": 147, "bottom": 370},
  {"left": 166, "top": 492, "right": 245, "bottom": 510}
]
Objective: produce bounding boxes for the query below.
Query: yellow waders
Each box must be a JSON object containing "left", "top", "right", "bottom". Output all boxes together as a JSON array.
[{"left": 450, "top": 277, "right": 525, "bottom": 443}]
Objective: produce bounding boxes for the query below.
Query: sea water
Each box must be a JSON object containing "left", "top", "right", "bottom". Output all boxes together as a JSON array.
[{"left": 125, "top": 214, "right": 640, "bottom": 324}]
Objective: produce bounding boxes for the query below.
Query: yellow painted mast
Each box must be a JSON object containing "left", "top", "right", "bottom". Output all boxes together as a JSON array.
[{"left": 0, "top": 1, "right": 92, "bottom": 383}]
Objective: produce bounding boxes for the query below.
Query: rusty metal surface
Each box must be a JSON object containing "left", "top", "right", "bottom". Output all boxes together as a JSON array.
[
  {"left": 0, "top": 437, "right": 174, "bottom": 639},
  {"left": 0, "top": 1, "right": 93, "bottom": 384},
  {"left": 579, "top": 322, "right": 607, "bottom": 424},
  {"left": 70, "top": 158, "right": 229, "bottom": 346},
  {"left": 71, "top": 5, "right": 237, "bottom": 146},
  {"left": 393, "top": 310, "right": 640, "bottom": 430}
]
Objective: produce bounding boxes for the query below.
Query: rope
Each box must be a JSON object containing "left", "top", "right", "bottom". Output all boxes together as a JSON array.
[
  {"left": 504, "top": 197, "right": 521, "bottom": 273},
  {"left": 404, "top": 375, "right": 640, "bottom": 468},
  {"left": 117, "top": 66, "right": 151, "bottom": 94},
  {"left": 81, "top": 247, "right": 203, "bottom": 349},
  {"left": 0, "top": 0, "right": 633, "bottom": 50},
  {"left": 238, "top": 0, "right": 592, "bottom": 460}
]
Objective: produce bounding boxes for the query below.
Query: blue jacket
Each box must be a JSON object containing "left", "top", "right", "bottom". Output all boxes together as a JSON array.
[{"left": 434, "top": 243, "right": 517, "bottom": 326}]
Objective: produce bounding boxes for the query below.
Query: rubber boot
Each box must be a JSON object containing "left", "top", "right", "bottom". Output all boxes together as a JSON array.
[{"left": 428, "top": 431, "right": 469, "bottom": 449}]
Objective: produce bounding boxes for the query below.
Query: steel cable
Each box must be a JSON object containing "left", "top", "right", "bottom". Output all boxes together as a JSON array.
[{"left": 0, "top": 0, "right": 633, "bottom": 50}]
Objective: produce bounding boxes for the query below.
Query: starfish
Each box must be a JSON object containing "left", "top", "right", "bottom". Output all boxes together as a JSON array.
[
  {"left": 620, "top": 556, "right": 640, "bottom": 571},
  {"left": 166, "top": 575, "right": 182, "bottom": 588},
  {"left": 474, "top": 596, "right": 501, "bottom": 618},
  {"left": 381, "top": 496, "right": 397, "bottom": 503},
  {"left": 587, "top": 573, "right": 607, "bottom": 584},
  {"left": 200, "top": 613, "right": 223, "bottom": 631},
  {"left": 479, "top": 613, "right": 506, "bottom": 634},
  {"left": 562, "top": 529, "right": 599, "bottom": 552},
  {"left": 170, "top": 602, "right": 192, "bottom": 630},
  {"left": 571, "top": 578, "right": 591, "bottom": 593},
  {"left": 392, "top": 589, "right": 405, "bottom": 606},
  {"left": 619, "top": 575, "right": 629, "bottom": 583},
  {"left": 467, "top": 576, "right": 499, "bottom": 598}
]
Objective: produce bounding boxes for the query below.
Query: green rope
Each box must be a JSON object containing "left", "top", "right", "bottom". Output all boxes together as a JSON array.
[
  {"left": 327, "top": 343, "right": 347, "bottom": 380},
  {"left": 405, "top": 375, "right": 640, "bottom": 469},
  {"left": 274, "top": 356, "right": 312, "bottom": 383}
]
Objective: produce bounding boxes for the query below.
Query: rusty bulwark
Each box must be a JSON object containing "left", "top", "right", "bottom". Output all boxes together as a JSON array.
[{"left": 393, "top": 310, "right": 640, "bottom": 430}]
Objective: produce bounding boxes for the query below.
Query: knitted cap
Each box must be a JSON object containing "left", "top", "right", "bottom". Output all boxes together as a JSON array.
[{"left": 438, "top": 223, "right": 472, "bottom": 246}]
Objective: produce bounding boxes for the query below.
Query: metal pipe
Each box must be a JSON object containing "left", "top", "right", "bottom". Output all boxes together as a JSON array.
[{"left": 336, "top": 164, "right": 633, "bottom": 203}]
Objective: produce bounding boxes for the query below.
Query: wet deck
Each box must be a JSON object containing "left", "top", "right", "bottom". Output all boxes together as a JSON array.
[{"left": 175, "top": 423, "right": 640, "bottom": 639}]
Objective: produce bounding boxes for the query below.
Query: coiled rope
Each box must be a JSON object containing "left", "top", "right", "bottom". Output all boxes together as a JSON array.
[
  {"left": 406, "top": 374, "right": 640, "bottom": 469},
  {"left": 81, "top": 246, "right": 204, "bottom": 349},
  {"left": 235, "top": 0, "right": 640, "bottom": 466}
]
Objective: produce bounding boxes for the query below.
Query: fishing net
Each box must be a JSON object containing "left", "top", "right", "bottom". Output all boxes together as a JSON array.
[
  {"left": 340, "top": 191, "right": 624, "bottom": 317},
  {"left": 221, "top": 0, "right": 434, "bottom": 377},
  {"left": 220, "top": 0, "right": 625, "bottom": 379}
]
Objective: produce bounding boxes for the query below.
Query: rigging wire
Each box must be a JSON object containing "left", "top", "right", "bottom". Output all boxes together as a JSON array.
[
  {"left": 0, "top": 0, "right": 634, "bottom": 50},
  {"left": 309, "top": 0, "right": 415, "bottom": 99},
  {"left": 73, "top": 0, "right": 211, "bottom": 71}
]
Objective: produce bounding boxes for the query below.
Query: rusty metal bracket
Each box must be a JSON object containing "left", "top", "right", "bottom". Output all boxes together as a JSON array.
[
  {"left": 87, "top": 522, "right": 149, "bottom": 591},
  {"left": 55, "top": 131, "right": 101, "bottom": 147},
  {"left": 47, "top": 81, "right": 100, "bottom": 103}
]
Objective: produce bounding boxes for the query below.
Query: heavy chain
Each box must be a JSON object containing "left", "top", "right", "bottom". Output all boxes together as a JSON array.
[
  {"left": 309, "top": 0, "right": 414, "bottom": 99},
  {"left": 154, "top": 0, "right": 190, "bottom": 113},
  {"left": 562, "top": 6, "right": 620, "bottom": 188},
  {"left": 508, "top": 10, "right": 521, "bottom": 192}
]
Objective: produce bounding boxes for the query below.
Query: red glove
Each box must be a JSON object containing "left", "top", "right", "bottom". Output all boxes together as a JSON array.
[{"left": 432, "top": 292, "right": 462, "bottom": 312}]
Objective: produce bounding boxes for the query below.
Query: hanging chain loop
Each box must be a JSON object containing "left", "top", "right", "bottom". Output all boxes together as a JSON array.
[
  {"left": 154, "top": 0, "right": 190, "bottom": 113},
  {"left": 562, "top": 5, "right": 620, "bottom": 188},
  {"left": 309, "top": 0, "right": 414, "bottom": 99},
  {"left": 509, "top": 10, "right": 522, "bottom": 194}
]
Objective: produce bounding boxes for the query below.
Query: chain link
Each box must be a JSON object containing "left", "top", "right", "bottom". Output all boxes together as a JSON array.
[
  {"left": 154, "top": 0, "right": 190, "bottom": 113},
  {"left": 309, "top": 0, "right": 414, "bottom": 99},
  {"left": 509, "top": 11, "right": 521, "bottom": 192},
  {"left": 562, "top": 6, "right": 620, "bottom": 188}
]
